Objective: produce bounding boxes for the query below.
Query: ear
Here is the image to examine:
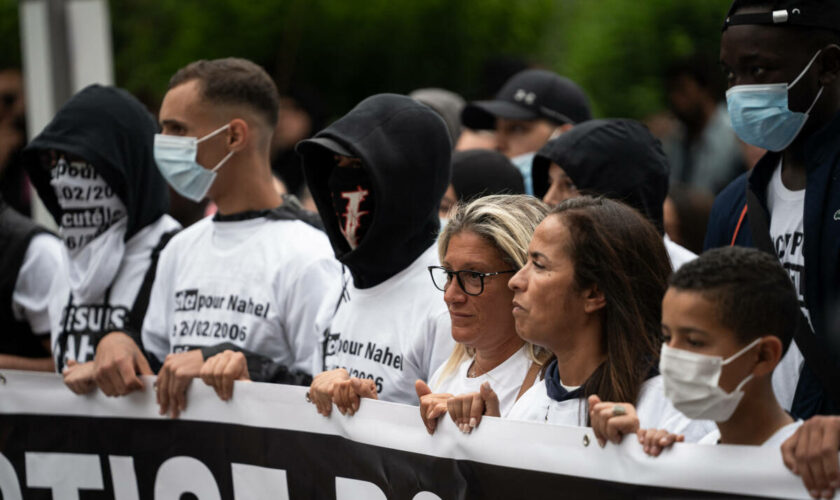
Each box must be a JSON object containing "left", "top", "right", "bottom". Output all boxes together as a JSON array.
[
  {"left": 558, "top": 123, "right": 574, "bottom": 133},
  {"left": 818, "top": 45, "right": 840, "bottom": 86},
  {"left": 752, "top": 336, "right": 783, "bottom": 378},
  {"left": 227, "top": 118, "right": 250, "bottom": 152},
  {"left": 582, "top": 283, "right": 606, "bottom": 314}
]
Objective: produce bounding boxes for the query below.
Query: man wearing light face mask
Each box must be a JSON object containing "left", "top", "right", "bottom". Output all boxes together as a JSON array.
[
  {"left": 126, "top": 58, "right": 338, "bottom": 418},
  {"left": 296, "top": 94, "right": 454, "bottom": 415},
  {"left": 22, "top": 85, "right": 181, "bottom": 388},
  {"left": 460, "top": 69, "right": 591, "bottom": 195},
  {"left": 588, "top": 247, "right": 801, "bottom": 453},
  {"left": 704, "top": 0, "right": 840, "bottom": 420}
]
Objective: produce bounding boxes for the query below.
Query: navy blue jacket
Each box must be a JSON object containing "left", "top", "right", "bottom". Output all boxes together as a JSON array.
[{"left": 704, "top": 111, "right": 840, "bottom": 418}]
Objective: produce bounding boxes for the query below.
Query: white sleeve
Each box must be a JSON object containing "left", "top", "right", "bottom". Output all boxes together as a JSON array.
[
  {"left": 140, "top": 245, "right": 175, "bottom": 364},
  {"left": 12, "top": 234, "right": 64, "bottom": 335},
  {"left": 407, "top": 309, "right": 454, "bottom": 382},
  {"left": 282, "top": 255, "right": 342, "bottom": 375}
]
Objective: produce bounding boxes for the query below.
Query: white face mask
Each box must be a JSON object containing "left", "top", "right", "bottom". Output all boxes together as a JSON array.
[
  {"left": 659, "top": 338, "right": 761, "bottom": 422},
  {"left": 50, "top": 158, "right": 128, "bottom": 302}
]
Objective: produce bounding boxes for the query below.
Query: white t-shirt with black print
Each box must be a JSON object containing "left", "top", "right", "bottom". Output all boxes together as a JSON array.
[
  {"left": 508, "top": 374, "right": 716, "bottom": 443},
  {"left": 767, "top": 161, "right": 807, "bottom": 412},
  {"left": 49, "top": 215, "right": 180, "bottom": 372},
  {"left": 429, "top": 344, "right": 533, "bottom": 417},
  {"left": 315, "top": 244, "right": 454, "bottom": 404},
  {"left": 142, "top": 215, "right": 339, "bottom": 375}
]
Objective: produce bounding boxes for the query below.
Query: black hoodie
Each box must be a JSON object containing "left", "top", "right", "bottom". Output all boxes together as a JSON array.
[
  {"left": 23, "top": 84, "right": 169, "bottom": 239},
  {"left": 533, "top": 118, "right": 670, "bottom": 233},
  {"left": 297, "top": 94, "right": 452, "bottom": 289},
  {"left": 451, "top": 149, "right": 524, "bottom": 202}
]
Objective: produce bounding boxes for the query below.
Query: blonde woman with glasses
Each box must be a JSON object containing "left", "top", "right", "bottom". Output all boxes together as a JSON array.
[{"left": 415, "top": 194, "right": 550, "bottom": 434}]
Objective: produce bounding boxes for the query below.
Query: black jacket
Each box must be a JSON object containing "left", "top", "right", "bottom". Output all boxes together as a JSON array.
[{"left": 298, "top": 94, "right": 452, "bottom": 289}]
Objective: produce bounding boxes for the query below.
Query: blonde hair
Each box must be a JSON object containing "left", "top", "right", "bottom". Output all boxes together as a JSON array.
[{"left": 434, "top": 194, "right": 551, "bottom": 389}]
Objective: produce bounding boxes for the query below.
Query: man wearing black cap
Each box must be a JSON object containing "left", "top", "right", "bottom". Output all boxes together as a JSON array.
[
  {"left": 705, "top": 0, "right": 840, "bottom": 422},
  {"left": 460, "top": 69, "right": 591, "bottom": 195}
]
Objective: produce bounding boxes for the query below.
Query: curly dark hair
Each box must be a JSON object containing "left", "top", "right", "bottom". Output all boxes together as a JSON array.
[{"left": 669, "top": 246, "right": 798, "bottom": 353}]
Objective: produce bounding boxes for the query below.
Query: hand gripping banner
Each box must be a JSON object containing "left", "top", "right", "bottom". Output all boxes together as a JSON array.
[{"left": 0, "top": 370, "right": 813, "bottom": 499}]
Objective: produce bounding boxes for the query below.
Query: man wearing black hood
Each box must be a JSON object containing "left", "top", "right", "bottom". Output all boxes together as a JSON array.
[
  {"left": 296, "top": 94, "right": 454, "bottom": 414},
  {"left": 22, "top": 85, "right": 181, "bottom": 389},
  {"left": 532, "top": 118, "right": 697, "bottom": 270}
]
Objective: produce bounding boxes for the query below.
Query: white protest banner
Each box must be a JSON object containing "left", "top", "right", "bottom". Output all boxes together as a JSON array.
[{"left": 0, "top": 370, "right": 808, "bottom": 499}]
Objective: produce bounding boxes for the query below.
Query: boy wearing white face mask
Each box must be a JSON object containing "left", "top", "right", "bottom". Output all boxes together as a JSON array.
[{"left": 590, "top": 247, "right": 800, "bottom": 454}]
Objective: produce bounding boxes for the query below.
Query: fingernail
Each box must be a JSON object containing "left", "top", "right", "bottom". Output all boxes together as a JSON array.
[
  {"left": 469, "top": 417, "right": 477, "bottom": 428},
  {"left": 461, "top": 423, "right": 469, "bottom": 433},
  {"left": 811, "top": 490, "right": 821, "bottom": 498},
  {"left": 822, "top": 490, "right": 833, "bottom": 499},
  {"left": 599, "top": 439, "right": 605, "bottom": 448},
  {"left": 831, "top": 481, "right": 840, "bottom": 488}
]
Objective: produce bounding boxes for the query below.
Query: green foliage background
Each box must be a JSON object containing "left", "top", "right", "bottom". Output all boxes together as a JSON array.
[{"left": 3, "top": 0, "right": 733, "bottom": 119}]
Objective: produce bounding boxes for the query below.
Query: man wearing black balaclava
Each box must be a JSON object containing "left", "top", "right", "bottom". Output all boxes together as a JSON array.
[{"left": 296, "top": 94, "right": 455, "bottom": 416}]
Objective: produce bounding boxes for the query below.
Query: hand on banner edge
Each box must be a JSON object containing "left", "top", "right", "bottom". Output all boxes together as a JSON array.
[
  {"left": 588, "top": 395, "right": 640, "bottom": 448},
  {"left": 200, "top": 350, "right": 251, "bottom": 401},
  {"left": 62, "top": 359, "right": 97, "bottom": 395},
  {"left": 309, "top": 368, "right": 350, "bottom": 417},
  {"left": 156, "top": 349, "right": 204, "bottom": 419},
  {"left": 636, "top": 428, "right": 684, "bottom": 457},
  {"left": 415, "top": 379, "right": 453, "bottom": 435},
  {"left": 93, "top": 331, "right": 153, "bottom": 397},
  {"left": 781, "top": 415, "right": 840, "bottom": 499}
]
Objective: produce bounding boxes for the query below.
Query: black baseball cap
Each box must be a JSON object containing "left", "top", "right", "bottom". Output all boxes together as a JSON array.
[
  {"left": 461, "top": 69, "right": 592, "bottom": 131},
  {"left": 723, "top": 0, "right": 840, "bottom": 31}
]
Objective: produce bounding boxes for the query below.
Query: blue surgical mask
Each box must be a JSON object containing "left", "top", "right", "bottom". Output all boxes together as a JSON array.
[
  {"left": 510, "top": 151, "right": 536, "bottom": 195},
  {"left": 726, "top": 50, "right": 824, "bottom": 152},
  {"left": 153, "top": 124, "right": 235, "bottom": 202}
]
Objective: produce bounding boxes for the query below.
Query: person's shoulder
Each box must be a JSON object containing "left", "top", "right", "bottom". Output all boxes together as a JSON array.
[{"left": 164, "top": 215, "right": 212, "bottom": 245}]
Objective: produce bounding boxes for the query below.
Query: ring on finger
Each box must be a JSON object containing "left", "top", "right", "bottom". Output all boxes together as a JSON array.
[{"left": 612, "top": 404, "right": 627, "bottom": 417}]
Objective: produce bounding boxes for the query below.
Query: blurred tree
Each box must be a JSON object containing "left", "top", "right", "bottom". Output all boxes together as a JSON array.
[
  {"left": 110, "top": 0, "right": 555, "bottom": 117},
  {"left": 4, "top": 0, "right": 735, "bottom": 120},
  {"left": 0, "top": 0, "right": 21, "bottom": 69},
  {"left": 541, "top": 0, "right": 732, "bottom": 119}
]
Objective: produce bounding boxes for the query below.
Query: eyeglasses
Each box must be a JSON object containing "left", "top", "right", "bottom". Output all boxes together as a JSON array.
[{"left": 427, "top": 266, "right": 517, "bottom": 296}]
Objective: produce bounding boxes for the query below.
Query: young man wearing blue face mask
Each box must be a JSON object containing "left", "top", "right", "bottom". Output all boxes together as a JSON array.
[
  {"left": 589, "top": 247, "right": 801, "bottom": 451},
  {"left": 704, "top": 0, "right": 840, "bottom": 420},
  {"left": 460, "top": 69, "right": 592, "bottom": 195},
  {"left": 92, "top": 58, "right": 339, "bottom": 417}
]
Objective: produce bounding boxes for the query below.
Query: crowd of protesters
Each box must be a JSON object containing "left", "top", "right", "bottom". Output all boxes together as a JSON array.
[{"left": 4, "top": 0, "right": 840, "bottom": 498}]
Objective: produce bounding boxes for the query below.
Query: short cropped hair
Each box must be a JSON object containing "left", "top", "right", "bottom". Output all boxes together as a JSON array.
[
  {"left": 669, "top": 246, "right": 798, "bottom": 353},
  {"left": 169, "top": 58, "right": 279, "bottom": 128}
]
